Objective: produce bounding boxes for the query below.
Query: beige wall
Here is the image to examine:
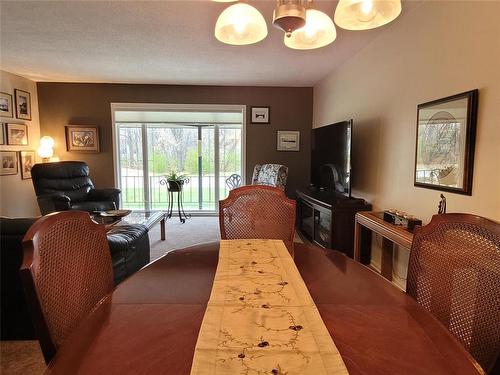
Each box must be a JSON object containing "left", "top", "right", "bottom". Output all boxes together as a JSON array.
[
  {"left": 313, "top": 1, "right": 500, "bottom": 288},
  {"left": 314, "top": 1, "right": 500, "bottom": 222},
  {"left": 0, "top": 70, "right": 41, "bottom": 217}
]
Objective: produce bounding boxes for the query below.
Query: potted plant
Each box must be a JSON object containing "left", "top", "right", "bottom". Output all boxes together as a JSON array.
[{"left": 164, "top": 171, "right": 188, "bottom": 192}]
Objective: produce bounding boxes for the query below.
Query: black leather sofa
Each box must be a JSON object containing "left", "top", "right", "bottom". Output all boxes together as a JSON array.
[
  {"left": 31, "top": 161, "right": 121, "bottom": 215},
  {"left": 0, "top": 216, "right": 150, "bottom": 340}
]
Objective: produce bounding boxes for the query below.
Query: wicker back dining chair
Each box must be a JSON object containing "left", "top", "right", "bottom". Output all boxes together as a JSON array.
[
  {"left": 20, "top": 211, "right": 114, "bottom": 363},
  {"left": 219, "top": 185, "right": 296, "bottom": 253},
  {"left": 406, "top": 213, "right": 500, "bottom": 374}
]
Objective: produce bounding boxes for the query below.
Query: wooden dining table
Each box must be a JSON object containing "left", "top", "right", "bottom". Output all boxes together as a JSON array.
[{"left": 45, "top": 242, "right": 483, "bottom": 375}]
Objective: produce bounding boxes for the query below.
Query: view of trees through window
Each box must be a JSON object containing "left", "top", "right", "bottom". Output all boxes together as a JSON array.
[{"left": 118, "top": 123, "right": 242, "bottom": 211}]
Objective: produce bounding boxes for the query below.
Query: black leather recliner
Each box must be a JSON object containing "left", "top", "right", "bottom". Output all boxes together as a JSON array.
[{"left": 31, "top": 161, "right": 121, "bottom": 215}]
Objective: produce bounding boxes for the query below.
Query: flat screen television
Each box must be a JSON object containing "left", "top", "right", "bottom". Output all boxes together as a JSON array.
[{"left": 311, "top": 120, "right": 353, "bottom": 197}]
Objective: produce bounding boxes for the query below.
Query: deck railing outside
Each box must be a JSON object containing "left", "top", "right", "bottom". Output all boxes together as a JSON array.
[{"left": 121, "top": 174, "right": 238, "bottom": 211}]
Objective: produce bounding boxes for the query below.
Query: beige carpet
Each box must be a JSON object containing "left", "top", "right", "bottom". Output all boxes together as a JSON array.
[
  {"left": 0, "top": 341, "right": 45, "bottom": 375},
  {"left": 149, "top": 216, "right": 303, "bottom": 261},
  {"left": 149, "top": 216, "right": 221, "bottom": 261}
]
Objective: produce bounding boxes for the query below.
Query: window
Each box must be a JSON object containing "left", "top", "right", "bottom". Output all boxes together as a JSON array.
[{"left": 112, "top": 104, "right": 245, "bottom": 212}]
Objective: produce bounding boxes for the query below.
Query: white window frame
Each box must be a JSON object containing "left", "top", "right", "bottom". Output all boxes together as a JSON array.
[{"left": 110, "top": 103, "right": 247, "bottom": 211}]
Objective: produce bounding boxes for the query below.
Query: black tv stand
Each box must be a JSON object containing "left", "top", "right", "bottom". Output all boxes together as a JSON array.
[{"left": 296, "top": 188, "right": 372, "bottom": 258}]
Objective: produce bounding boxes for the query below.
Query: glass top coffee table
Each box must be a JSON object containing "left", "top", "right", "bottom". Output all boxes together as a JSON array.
[{"left": 94, "top": 210, "right": 167, "bottom": 241}]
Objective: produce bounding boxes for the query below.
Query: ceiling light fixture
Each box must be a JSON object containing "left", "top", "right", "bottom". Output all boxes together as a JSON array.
[
  {"left": 214, "top": 3, "right": 268, "bottom": 45},
  {"left": 284, "top": 8, "right": 337, "bottom": 50},
  {"left": 272, "top": 0, "right": 307, "bottom": 38},
  {"left": 213, "top": 0, "right": 401, "bottom": 49},
  {"left": 334, "top": 0, "right": 402, "bottom": 30}
]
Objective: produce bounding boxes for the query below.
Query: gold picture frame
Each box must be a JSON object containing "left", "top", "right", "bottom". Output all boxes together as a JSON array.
[
  {"left": 65, "top": 125, "right": 100, "bottom": 152},
  {"left": 0, "top": 92, "right": 14, "bottom": 118},
  {"left": 6, "top": 123, "right": 28, "bottom": 146},
  {"left": 19, "top": 150, "right": 36, "bottom": 179},
  {"left": 1, "top": 151, "right": 18, "bottom": 176},
  {"left": 14, "top": 89, "right": 32, "bottom": 121}
]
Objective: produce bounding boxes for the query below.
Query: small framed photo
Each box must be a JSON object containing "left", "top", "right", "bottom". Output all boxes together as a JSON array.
[
  {"left": 19, "top": 150, "right": 36, "bottom": 179},
  {"left": 14, "top": 89, "right": 32, "bottom": 120},
  {"left": 0, "top": 92, "right": 14, "bottom": 118},
  {"left": 66, "top": 125, "right": 100, "bottom": 152},
  {"left": 277, "top": 130, "right": 300, "bottom": 152},
  {"left": 0, "top": 123, "right": 5, "bottom": 145},
  {"left": 0, "top": 151, "right": 18, "bottom": 176},
  {"left": 6, "top": 123, "right": 28, "bottom": 145},
  {"left": 414, "top": 89, "right": 478, "bottom": 195},
  {"left": 251, "top": 106, "right": 270, "bottom": 124}
]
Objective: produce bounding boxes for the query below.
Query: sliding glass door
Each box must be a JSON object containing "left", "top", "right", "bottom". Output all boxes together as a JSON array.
[{"left": 113, "top": 105, "right": 244, "bottom": 212}]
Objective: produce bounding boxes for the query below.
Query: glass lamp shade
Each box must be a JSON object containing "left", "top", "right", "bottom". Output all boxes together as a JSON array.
[
  {"left": 37, "top": 145, "right": 54, "bottom": 159},
  {"left": 39, "top": 136, "right": 55, "bottom": 148},
  {"left": 334, "top": 0, "right": 401, "bottom": 30},
  {"left": 284, "top": 9, "right": 336, "bottom": 50},
  {"left": 38, "top": 136, "right": 54, "bottom": 160},
  {"left": 215, "top": 3, "right": 268, "bottom": 45}
]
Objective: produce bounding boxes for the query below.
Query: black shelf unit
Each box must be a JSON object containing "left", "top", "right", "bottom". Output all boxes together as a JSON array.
[{"left": 296, "top": 188, "right": 372, "bottom": 258}]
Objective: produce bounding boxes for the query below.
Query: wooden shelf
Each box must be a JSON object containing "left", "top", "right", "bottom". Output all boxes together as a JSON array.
[{"left": 354, "top": 211, "right": 414, "bottom": 282}]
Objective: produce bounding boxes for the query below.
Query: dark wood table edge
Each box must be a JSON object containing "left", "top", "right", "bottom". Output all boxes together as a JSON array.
[{"left": 44, "top": 241, "right": 484, "bottom": 375}]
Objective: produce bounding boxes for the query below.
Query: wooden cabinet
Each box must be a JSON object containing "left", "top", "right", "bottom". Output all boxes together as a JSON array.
[{"left": 296, "top": 189, "right": 372, "bottom": 258}]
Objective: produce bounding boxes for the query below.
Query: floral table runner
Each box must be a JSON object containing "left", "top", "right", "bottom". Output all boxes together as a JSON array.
[{"left": 190, "top": 239, "right": 349, "bottom": 375}]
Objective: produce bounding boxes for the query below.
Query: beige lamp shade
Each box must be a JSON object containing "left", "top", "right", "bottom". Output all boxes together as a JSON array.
[
  {"left": 215, "top": 3, "right": 268, "bottom": 45},
  {"left": 334, "top": 0, "right": 401, "bottom": 30},
  {"left": 38, "top": 136, "right": 55, "bottom": 160},
  {"left": 284, "top": 9, "right": 336, "bottom": 50}
]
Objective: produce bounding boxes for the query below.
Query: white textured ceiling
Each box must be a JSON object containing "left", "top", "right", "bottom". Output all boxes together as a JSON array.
[{"left": 0, "top": 1, "right": 415, "bottom": 86}]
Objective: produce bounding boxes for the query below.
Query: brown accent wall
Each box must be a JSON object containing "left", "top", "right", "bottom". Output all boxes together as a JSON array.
[{"left": 37, "top": 83, "right": 312, "bottom": 197}]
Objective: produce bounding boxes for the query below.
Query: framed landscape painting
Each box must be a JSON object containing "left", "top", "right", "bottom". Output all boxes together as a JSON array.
[
  {"left": 414, "top": 89, "right": 478, "bottom": 195},
  {"left": 14, "top": 89, "right": 32, "bottom": 120},
  {"left": 6, "top": 123, "right": 28, "bottom": 145},
  {"left": 66, "top": 125, "right": 100, "bottom": 152},
  {"left": 19, "top": 150, "right": 36, "bottom": 179},
  {"left": 0, "top": 92, "right": 13, "bottom": 118},
  {"left": 0, "top": 151, "right": 18, "bottom": 176}
]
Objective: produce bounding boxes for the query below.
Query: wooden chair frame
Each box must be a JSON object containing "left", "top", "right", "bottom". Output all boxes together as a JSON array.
[{"left": 20, "top": 211, "right": 113, "bottom": 363}]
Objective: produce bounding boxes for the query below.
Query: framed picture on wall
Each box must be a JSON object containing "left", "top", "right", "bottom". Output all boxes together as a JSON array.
[
  {"left": 0, "top": 92, "right": 13, "bottom": 118},
  {"left": 19, "top": 150, "right": 36, "bottom": 179},
  {"left": 0, "top": 151, "right": 18, "bottom": 176},
  {"left": 414, "top": 89, "right": 478, "bottom": 195},
  {"left": 65, "top": 125, "right": 100, "bottom": 152},
  {"left": 6, "top": 123, "right": 28, "bottom": 145},
  {"left": 251, "top": 106, "right": 270, "bottom": 124},
  {"left": 277, "top": 130, "right": 300, "bottom": 151},
  {"left": 14, "top": 89, "right": 32, "bottom": 120},
  {"left": 0, "top": 123, "right": 5, "bottom": 145}
]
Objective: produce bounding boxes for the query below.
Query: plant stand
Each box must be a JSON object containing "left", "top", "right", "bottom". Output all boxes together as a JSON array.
[{"left": 160, "top": 179, "right": 191, "bottom": 223}]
